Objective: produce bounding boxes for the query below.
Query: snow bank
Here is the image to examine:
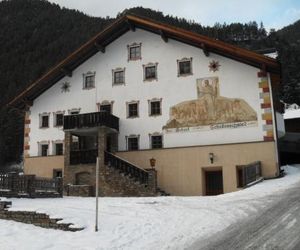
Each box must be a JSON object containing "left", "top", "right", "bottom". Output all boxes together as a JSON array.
[{"left": 1, "top": 165, "right": 300, "bottom": 250}]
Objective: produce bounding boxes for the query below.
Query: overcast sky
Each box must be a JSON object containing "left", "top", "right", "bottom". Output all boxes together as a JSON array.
[{"left": 47, "top": 0, "right": 300, "bottom": 31}]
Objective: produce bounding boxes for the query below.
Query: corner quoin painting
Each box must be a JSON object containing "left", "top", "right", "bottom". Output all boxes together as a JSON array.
[{"left": 163, "top": 77, "right": 258, "bottom": 132}]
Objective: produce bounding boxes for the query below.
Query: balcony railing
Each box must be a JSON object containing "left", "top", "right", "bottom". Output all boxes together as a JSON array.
[
  {"left": 63, "top": 111, "right": 119, "bottom": 131},
  {"left": 70, "top": 149, "right": 98, "bottom": 165}
]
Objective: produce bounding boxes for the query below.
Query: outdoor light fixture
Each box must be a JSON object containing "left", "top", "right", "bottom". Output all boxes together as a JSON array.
[
  {"left": 209, "top": 153, "right": 214, "bottom": 164},
  {"left": 150, "top": 157, "right": 156, "bottom": 169}
]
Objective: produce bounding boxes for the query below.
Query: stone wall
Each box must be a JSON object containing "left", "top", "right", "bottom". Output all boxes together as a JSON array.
[{"left": 0, "top": 209, "right": 83, "bottom": 232}]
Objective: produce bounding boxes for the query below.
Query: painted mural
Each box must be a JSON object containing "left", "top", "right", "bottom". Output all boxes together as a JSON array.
[{"left": 164, "top": 77, "right": 258, "bottom": 132}]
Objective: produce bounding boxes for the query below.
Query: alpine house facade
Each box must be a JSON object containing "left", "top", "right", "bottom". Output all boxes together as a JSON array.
[{"left": 8, "top": 15, "right": 283, "bottom": 196}]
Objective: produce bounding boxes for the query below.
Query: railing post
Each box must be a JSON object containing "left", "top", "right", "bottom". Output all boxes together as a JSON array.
[{"left": 57, "top": 178, "right": 63, "bottom": 197}]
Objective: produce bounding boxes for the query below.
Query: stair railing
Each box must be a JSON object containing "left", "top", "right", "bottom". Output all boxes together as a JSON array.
[{"left": 104, "top": 151, "right": 149, "bottom": 184}]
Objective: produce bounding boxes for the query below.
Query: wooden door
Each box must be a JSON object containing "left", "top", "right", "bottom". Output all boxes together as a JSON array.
[{"left": 205, "top": 170, "right": 223, "bottom": 195}]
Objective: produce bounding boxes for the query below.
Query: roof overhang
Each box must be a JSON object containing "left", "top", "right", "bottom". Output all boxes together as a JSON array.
[{"left": 7, "top": 14, "right": 281, "bottom": 109}]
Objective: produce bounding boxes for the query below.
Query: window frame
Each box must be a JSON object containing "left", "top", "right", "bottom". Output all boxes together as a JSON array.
[
  {"left": 112, "top": 68, "right": 125, "bottom": 85},
  {"left": 149, "top": 133, "right": 163, "bottom": 149},
  {"left": 83, "top": 71, "right": 96, "bottom": 89},
  {"left": 177, "top": 57, "right": 193, "bottom": 77},
  {"left": 143, "top": 62, "right": 158, "bottom": 82},
  {"left": 53, "top": 111, "right": 65, "bottom": 127},
  {"left": 97, "top": 100, "right": 114, "bottom": 114},
  {"left": 38, "top": 141, "right": 49, "bottom": 157},
  {"left": 39, "top": 113, "right": 50, "bottom": 129},
  {"left": 54, "top": 142, "right": 64, "bottom": 156},
  {"left": 148, "top": 98, "right": 162, "bottom": 116},
  {"left": 68, "top": 108, "right": 81, "bottom": 115},
  {"left": 126, "top": 135, "right": 140, "bottom": 151},
  {"left": 126, "top": 101, "right": 139, "bottom": 118},
  {"left": 127, "top": 42, "right": 142, "bottom": 61}
]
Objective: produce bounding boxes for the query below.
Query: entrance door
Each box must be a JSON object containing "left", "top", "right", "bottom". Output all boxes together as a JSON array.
[{"left": 205, "top": 170, "right": 223, "bottom": 195}]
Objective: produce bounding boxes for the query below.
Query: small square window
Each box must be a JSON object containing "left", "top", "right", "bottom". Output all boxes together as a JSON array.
[
  {"left": 100, "top": 104, "right": 112, "bottom": 113},
  {"left": 129, "top": 46, "right": 141, "bottom": 60},
  {"left": 178, "top": 58, "right": 192, "bottom": 76},
  {"left": 41, "top": 144, "right": 48, "bottom": 156},
  {"left": 128, "top": 103, "right": 138, "bottom": 118},
  {"left": 113, "top": 70, "right": 125, "bottom": 84},
  {"left": 83, "top": 72, "right": 95, "bottom": 89},
  {"left": 127, "top": 137, "right": 139, "bottom": 151},
  {"left": 151, "top": 135, "right": 163, "bottom": 149},
  {"left": 150, "top": 101, "right": 161, "bottom": 116},
  {"left": 55, "top": 113, "right": 63, "bottom": 127},
  {"left": 55, "top": 143, "right": 63, "bottom": 155},
  {"left": 41, "top": 115, "right": 49, "bottom": 128},
  {"left": 145, "top": 66, "right": 156, "bottom": 80}
]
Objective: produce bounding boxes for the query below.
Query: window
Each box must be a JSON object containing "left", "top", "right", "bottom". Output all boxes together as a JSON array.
[
  {"left": 112, "top": 68, "right": 125, "bottom": 85},
  {"left": 55, "top": 143, "right": 63, "bottom": 155},
  {"left": 143, "top": 63, "right": 158, "bottom": 81},
  {"left": 150, "top": 100, "right": 161, "bottom": 116},
  {"left": 128, "top": 43, "right": 141, "bottom": 61},
  {"left": 83, "top": 72, "right": 95, "bottom": 89},
  {"left": 151, "top": 135, "right": 163, "bottom": 149},
  {"left": 41, "top": 144, "right": 48, "bottom": 156},
  {"left": 127, "top": 102, "right": 139, "bottom": 118},
  {"left": 54, "top": 113, "right": 64, "bottom": 127},
  {"left": 99, "top": 104, "right": 112, "bottom": 114},
  {"left": 68, "top": 108, "right": 81, "bottom": 115},
  {"left": 53, "top": 169, "right": 62, "bottom": 178},
  {"left": 177, "top": 58, "right": 193, "bottom": 76},
  {"left": 127, "top": 136, "right": 139, "bottom": 151},
  {"left": 40, "top": 114, "right": 49, "bottom": 128}
]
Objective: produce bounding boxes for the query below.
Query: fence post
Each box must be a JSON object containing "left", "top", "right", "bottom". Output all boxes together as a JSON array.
[
  {"left": 9, "top": 173, "right": 18, "bottom": 197},
  {"left": 27, "top": 175, "right": 36, "bottom": 198},
  {"left": 57, "top": 178, "right": 63, "bottom": 197}
]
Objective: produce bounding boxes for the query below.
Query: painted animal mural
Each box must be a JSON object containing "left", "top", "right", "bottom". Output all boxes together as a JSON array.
[{"left": 164, "top": 77, "right": 257, "bottom": 130}]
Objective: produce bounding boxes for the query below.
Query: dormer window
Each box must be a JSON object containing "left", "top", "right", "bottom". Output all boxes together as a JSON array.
[
  {"left": 177, "top": 58, "right": 193, "bottom": 76},
  {"left": 83, "top": 71, "right": 95, "bottom": 89},
  {"left": 128, "top": 43, "right": 141, "bottom": 61}
]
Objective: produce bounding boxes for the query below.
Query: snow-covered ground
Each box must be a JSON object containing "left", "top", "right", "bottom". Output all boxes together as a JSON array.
[{"left": 1, "top": 165, "right": 300, "bottom": 250}]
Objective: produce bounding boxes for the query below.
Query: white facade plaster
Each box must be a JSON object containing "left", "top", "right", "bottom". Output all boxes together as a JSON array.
[{"left": 28, "top": 29, "right": 268, "bottom": 156}]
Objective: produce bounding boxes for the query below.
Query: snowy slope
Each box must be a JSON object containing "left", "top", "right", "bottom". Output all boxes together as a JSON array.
[{"left": 1, "top": 165, "right": 300, "bottom": 250}]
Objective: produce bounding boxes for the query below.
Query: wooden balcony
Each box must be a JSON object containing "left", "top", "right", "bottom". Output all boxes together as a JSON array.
[{"left": 63, "top": 111, "right": 119, "bottom": 131}]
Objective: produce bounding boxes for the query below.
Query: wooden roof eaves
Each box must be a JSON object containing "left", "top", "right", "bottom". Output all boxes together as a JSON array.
[{"left": 7, "top": 14, "right": 280, "bottom": 108}]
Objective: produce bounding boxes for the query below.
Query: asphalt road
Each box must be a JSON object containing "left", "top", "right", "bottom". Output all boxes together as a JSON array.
[{"left": 189, "top": 184, "right": 300, "bottom": 250}]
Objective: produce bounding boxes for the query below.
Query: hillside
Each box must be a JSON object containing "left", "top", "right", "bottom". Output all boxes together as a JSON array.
[{"left": 0, "top": 0, "right": 299, "bottom": 166}]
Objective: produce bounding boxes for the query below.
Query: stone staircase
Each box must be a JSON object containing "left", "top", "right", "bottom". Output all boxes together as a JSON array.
[{"left": 102, "top": 151, "right": 170, "bottom": 197}]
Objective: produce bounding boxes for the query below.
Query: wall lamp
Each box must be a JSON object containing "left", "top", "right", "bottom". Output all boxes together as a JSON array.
[
  {"left": 209, "top": 153, "right": 214, "bottom": 164},
  {"left": 150, "top": 157, "right": 156, "bottom": 169}
]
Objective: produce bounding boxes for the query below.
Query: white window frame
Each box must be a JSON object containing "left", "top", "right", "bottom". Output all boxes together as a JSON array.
[
  {"left": 143, "top": 62, "right": 158, "bottom": 81},
  {"left": 126, "top": 100, "right": 139, "bottom": 118},
  {"left": 83, "top": 71, "right": 96, "bottom": 89},
  {"left": 126, "top": 134, "right": 140, "bottom": 151},
  {"left": 38, "top": 141, "right": 50, "bottom": 157},
  {"left": 149, "top": 132, "right": 163, "bottom": 149},
  {"left": 177, "top": 57, "right": 193, "bottom": 77},
  {"left": 39, "top": 112, "right": 50, "bottom": 129},
  {"left": 53, "top": 111, "right": 65, "bottom": 127},
  {"left": 148, "top": 98, "right": 162, "bottom": 116},
  {"left": 127, "top": 42, "right": 142, "bottom": 61},
  {"left": 112, "top": 68, "right": 125, "bottom": 85},
  {"left": 97, "top": 100, "right": 114, "bottom": 114},
  {"left": 52, "top": 140, "right": 64, "bottom": 155},
  {"left": 68, "top": 108, "right": 81, "bottom": 115}
]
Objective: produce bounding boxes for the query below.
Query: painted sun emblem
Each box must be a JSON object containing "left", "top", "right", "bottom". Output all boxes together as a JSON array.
[
  {"left": 61, "top": 81, "right": 71, "bottom": 93},
  {"left": 209, "top": 60, "right": 220, "bottom": 72}
]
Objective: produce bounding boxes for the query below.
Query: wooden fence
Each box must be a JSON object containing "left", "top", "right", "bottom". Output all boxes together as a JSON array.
[{"left": 0, "top": 173, "right": 63, "bottom": 198}]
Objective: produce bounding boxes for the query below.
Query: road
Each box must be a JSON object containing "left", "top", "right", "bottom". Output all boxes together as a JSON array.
[{"left": 189, "top": 184, "right": 300, "bottom": 250}]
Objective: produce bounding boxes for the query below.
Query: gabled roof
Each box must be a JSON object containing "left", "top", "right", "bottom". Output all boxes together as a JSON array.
[{"left": 8, "top": 14, "right": 280, "bottom": 108}]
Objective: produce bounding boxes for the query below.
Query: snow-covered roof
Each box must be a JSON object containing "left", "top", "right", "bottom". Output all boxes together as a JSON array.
[{"left": 284, "top": 109, "right": 300, "bottom": 119}]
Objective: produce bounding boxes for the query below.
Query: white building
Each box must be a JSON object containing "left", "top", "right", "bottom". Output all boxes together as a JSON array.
[{"left": 9, "top": 15, "right": 283, "bottom": 196}]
